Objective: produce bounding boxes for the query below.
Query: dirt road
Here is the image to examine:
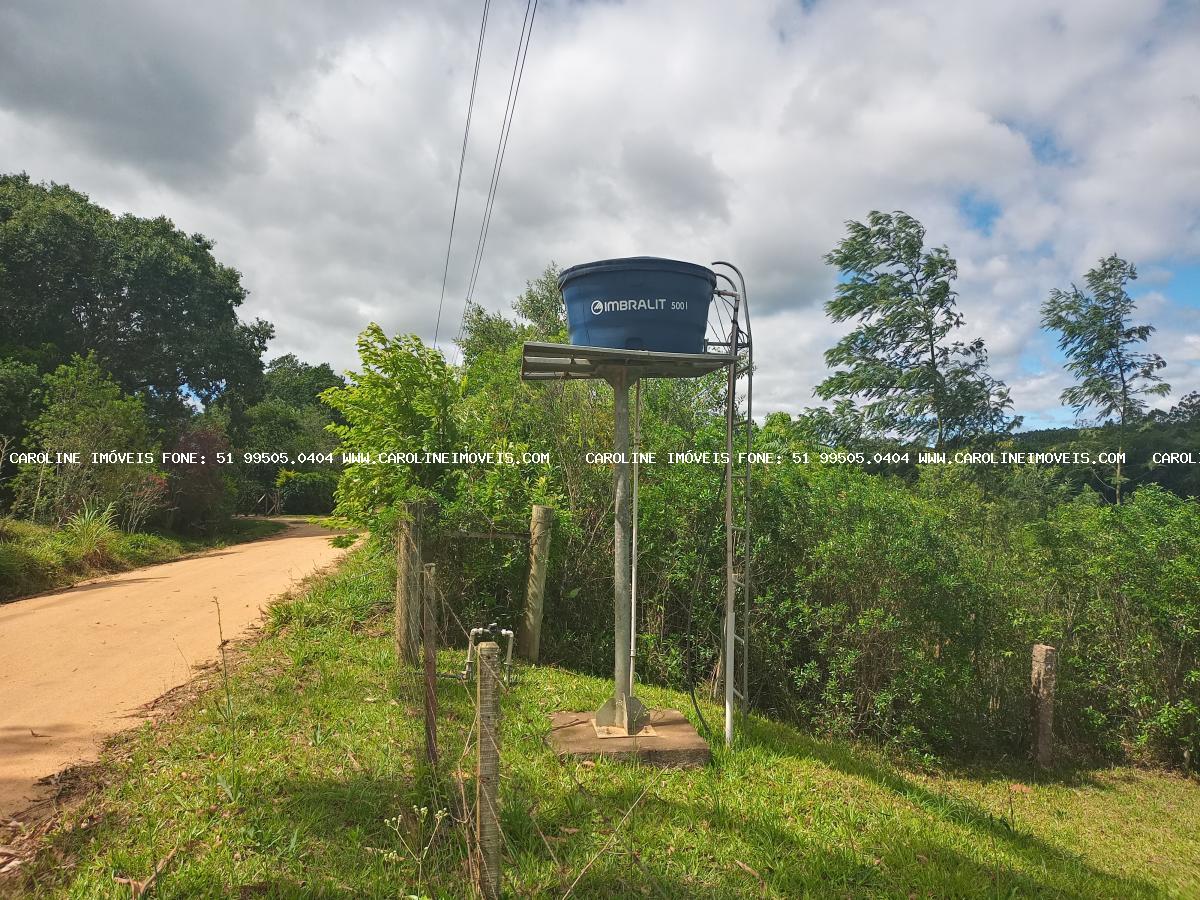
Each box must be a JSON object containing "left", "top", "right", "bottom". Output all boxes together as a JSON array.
[{"left": 0, "top": 521, "right": 348, "bottom": 819}]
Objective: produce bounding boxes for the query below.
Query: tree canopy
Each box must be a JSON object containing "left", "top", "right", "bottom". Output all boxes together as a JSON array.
[
  {"left": 1042, "top": 254, "right": 1169, "bottom": 428},
  {"left": 814, "top": 211, "right": 1018, "bottom": 449},
  {"left": 0, "top": 173, "right": 273, "bottom": 428}
]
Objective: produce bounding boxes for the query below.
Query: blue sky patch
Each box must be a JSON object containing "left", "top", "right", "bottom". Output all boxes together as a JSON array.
[{"left": 957, "top": 192, "right": 1001, "bottom": 236}]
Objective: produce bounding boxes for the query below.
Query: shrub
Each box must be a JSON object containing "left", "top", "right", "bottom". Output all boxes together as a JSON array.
[
  {"left": 63, "top": 500, "right": 118, "bottom": 568},
  {"left": 167, "top": 426, "right": 235, "bottom": 534},
  {"left": 276, "top": 469, "right": 337, "bottom": 514}
]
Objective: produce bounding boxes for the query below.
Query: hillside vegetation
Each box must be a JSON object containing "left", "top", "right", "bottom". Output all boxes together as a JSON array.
[
  {"left": 16, "top": 546, "right": 1199, "bottom": 898},
  {"left": 312, "top": 268, "right": 1200, "bottom": 770}
]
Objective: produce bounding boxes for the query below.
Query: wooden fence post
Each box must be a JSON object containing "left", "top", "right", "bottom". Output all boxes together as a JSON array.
[
  {"left": 422, "top": 563, "right": 439, "bottom": 769},
  {"left": 476, "top": 641, "right": 501, "bottom": 900},
  {"left": 518, "top": 505, "right": 553, "bottom": 663},
  {"left": 1032, "top": 643, "right": 1057, "bottom": 769},
  {"left": 395, "top": 502, "right": 422, "bottom": 668}
]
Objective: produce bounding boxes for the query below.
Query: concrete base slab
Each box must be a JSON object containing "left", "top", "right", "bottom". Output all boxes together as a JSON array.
[{"left": 548, "top": 709, "right": 711, "bottom": 768}]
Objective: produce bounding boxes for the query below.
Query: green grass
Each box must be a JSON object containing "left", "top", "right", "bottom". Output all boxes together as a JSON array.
[
  {"left": 15, "top": 545, "right": 1200, "bottom": 898},
  {"left": 0, "top": 516, "right": 287, "bottom": 601}
]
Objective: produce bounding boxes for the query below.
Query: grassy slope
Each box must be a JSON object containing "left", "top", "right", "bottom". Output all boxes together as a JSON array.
[
  {"left": 0, "top": 517, "right": 286, "bottom": 601},
  {"left": 16, "top": 547, "right": 1199, "bottom": 898}
]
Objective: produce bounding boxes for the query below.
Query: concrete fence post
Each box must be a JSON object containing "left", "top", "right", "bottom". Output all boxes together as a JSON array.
[
  {"left": 518, "top": 505, "right": 553, "bottom": 663},
  {"left": 395, "top": 502, "right": 422, "bottom": 668},
  {"left": 476, "top": 641, "right": 501, "bottom": 900},
  {"left": 1032, "top": 643, "right": 1057, "bottom": 769}
]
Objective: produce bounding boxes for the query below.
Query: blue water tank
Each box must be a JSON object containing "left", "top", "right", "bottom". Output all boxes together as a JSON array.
[{"left": 559, "top": 257, "right": 715, "bottom": 354}]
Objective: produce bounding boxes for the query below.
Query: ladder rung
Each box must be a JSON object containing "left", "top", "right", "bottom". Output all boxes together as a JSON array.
[
  {"left": 733, "top": 633, "right": 745, "bottom": 645},
  {"left": 732, "top": 687, "right": 745, "bottom": 701}
]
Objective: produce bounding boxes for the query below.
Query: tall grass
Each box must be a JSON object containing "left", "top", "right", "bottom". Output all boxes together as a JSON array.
[
  {"left": 0, "top": 515, "right": 288, "bottom": 601},
  {"left": 63, "top": 500, "right": 118, "bottom": 567}
]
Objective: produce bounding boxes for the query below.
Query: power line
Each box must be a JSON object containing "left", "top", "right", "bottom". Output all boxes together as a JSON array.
[
  {"left": 465, "top": 0, "right": 538, "bottom": 304},
  {"left": 433, "top": 0, "right": 493, "bottom": 349},
  {"left": 454, "top": 0, "right": 539, "bottom": 355}
]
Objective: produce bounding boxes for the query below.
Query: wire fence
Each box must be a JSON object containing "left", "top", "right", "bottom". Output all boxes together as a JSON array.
[{"left": 400, "top": 511, "right": 666, "bottom": 897}]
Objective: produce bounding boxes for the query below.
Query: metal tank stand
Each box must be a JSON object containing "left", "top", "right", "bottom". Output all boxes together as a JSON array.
[
  {"left": 710, "top": 261, "right": 753, "bottom": 747},
  {"left": 522, "top": 343, "right": 731, "bottom": 736}
]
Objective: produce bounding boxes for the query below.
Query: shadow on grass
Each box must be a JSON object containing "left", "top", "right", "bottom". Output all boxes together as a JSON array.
[
  {"left": 500, "top": 756, "right": 1164, "bottom": 899},
  {"left": 717, "top": 715, "right": 1164, "bottom": 898}
]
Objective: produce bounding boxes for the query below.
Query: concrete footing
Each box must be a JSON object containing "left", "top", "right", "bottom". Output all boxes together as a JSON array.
[{"left": 548, "top": 709, "right": 711, "bottom": 768}]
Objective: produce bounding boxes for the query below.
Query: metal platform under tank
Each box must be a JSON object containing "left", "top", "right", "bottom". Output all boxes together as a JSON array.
[{"left": 521, "top": 341, "right": 734, "bottom": 382}]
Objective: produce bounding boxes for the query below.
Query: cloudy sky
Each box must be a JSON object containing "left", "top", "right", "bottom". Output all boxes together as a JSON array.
[{"left": 2, "top": 0, "right": 1198, "bottom": 427}]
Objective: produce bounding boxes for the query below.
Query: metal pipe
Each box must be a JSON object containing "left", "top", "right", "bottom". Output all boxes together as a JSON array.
[
  {"left": 712, "top": 261, "right": 753, "bottom": 746},
  {"left": 629, "top": 378, "right": 641, "bottom": 696},
  {"left": 723, "top": 330, "right": 736, "bottom": 747},
  {"left": 500, "top": 627, "right": 515, "bottom": 677},
  {"left": 462, "top": 627, "right": 486, "bottom": 680},
  {"left": 612, "top": 369, "right": 632, "bottom": 712},
  {"left": 720, "top": 263, "right": 753, "bottom": 715}
]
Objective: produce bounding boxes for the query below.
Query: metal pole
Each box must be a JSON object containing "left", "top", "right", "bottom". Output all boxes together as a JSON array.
[
  {"left": 629, "top": 378, "right": 641, "bottom": 696},
  {"left": 715, "top": 261, "right": 753, "bottom": 738},
  {"left": 723, "top": 345, "right": 737, "bottom": 747},
  {"left": 595, "top": 369, "right": 648, "bottom": 734}
]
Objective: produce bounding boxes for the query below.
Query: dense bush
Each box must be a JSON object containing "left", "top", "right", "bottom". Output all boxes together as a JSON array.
[
  {"left": 275, "top": 469, "right": 338, "bottom": 514},
  {"left": 166, "top": 425, "right": 235, "bottom": 534},
  {"left": 327, "top": 308, "right": 1199, "bottom": 766},
  {"left": 11, "top": 355, "right": 165, "bottom": 526}
]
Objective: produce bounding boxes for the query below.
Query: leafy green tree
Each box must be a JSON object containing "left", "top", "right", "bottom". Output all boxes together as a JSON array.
[
  {"left": 0, "top": 357, "right": 41, "bottom": 482},
  {"left": 262, "top": 353, "right": 344, "bottom": 410},
  {"left": 513, "top": 262, "right": 566, "bottom": 338},
  {"left": 12, "top": 354, "right": 163, "bottom": 526},
  {"left": 1042, "top": 255, "right": 1169, "bottom": 501},
  {"left": 321, "top": 325, "right": 461, "bottom": 536},
  {"left": 815, "top": 211, "right": 1018, "bottom": 449},
  {"left": 456, "top": 263, "right": 564, "bottom": 366},
  {"left": 1163, "top": 391, "right": 1200, "bottom": 424},
  {"left": 223, "top": 354, "right": 344, "bottom": 512},
  {"left": 1042, "top": 255, "right": 1169, "bottom": 425},
  {"left": 0, "top": 173, "right": 273, "bottom": 431}
]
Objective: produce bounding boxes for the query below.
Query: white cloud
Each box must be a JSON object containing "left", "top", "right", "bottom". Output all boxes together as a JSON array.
[{"left": 1, "top": 0, "right": 1197, "bottom": 425}]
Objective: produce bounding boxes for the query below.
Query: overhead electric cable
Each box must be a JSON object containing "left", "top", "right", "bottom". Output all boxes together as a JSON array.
[
  {"left": 433, "top": 0, "right": 493, "bottom": 349},
  {"left": 453, "top": 0, "right": 539, "bottom": 354},
  {"left": 464, "top": 0, "right": 538, "bottom": 304}
]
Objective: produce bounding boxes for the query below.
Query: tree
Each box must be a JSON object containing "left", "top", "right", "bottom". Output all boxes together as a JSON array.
[
  {"left": 321, "top": 325, "right": 461, "bottom": 536},
  {"left": 1164, "top": 391, "right": 1200, "bottom": 425},
  {"left": 456, "top": 263, "right": 564, "bottom": 366},
  {"left": 11, "top": 354, "right": 163, "bottom": 527},
  {"left": 0, "top": 357, "right": 41, "bottom": 493},
  {"left": 0, "top": 173, "right": 273, "bottom": 432},
  {"left": 1041, "top": 255, "right": 1169, "bottom": 501},
  {"left": 166, "top": 424, "right": 234, "bottom": 533},
  {"left": 262, "top": 354, "right": 344, "bottom": 410},
  {"left": 815, "top": 211, "right": 1018, "bottom": 449},
  {"left": 513, "top": 262, "right": 566, "bottom": 338}
]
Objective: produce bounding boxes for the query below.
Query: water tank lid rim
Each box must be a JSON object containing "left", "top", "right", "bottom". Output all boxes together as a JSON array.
[{"left": 558, "top": 256, "right": 716, "bottom": 288}]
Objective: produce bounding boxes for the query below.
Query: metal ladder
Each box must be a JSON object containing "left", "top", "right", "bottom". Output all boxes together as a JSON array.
[{"left": 711, "top": 262, "right": 753, "bottom": 747}]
